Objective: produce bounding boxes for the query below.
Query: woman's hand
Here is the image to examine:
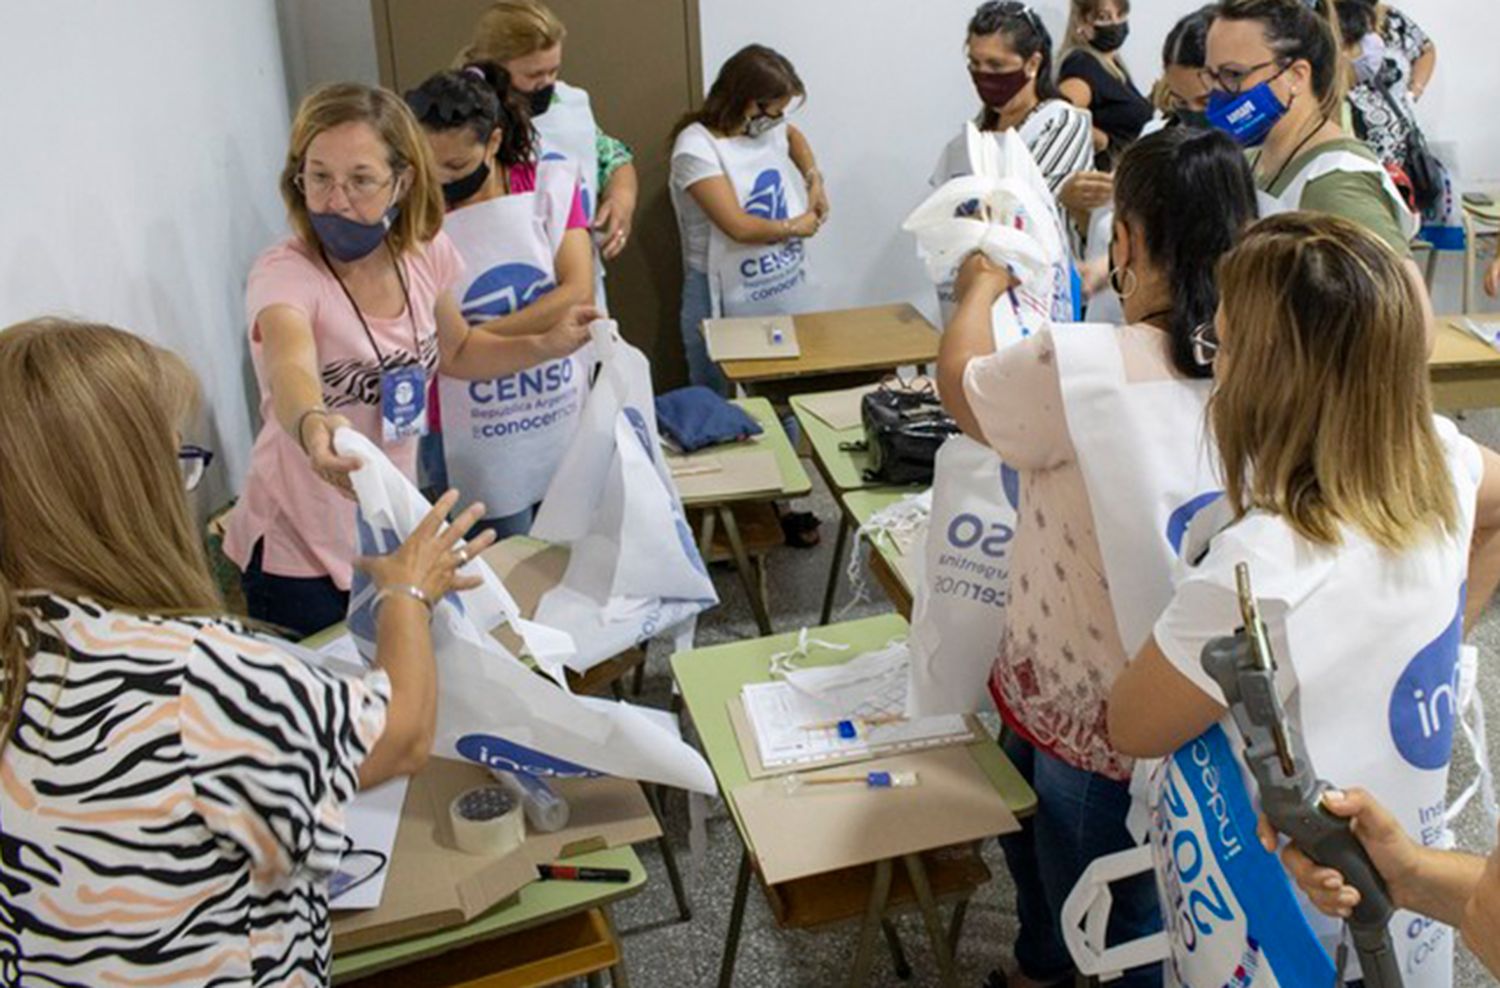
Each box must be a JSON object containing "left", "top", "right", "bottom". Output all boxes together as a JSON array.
[
  {"left": 300, "top": 411, "right": 362, "bottom": 501},
  {"left": 808, "top": 176, "right": 831, "bottom": 222},
  {"left": 1059, "top": 171, "right": 1114, "bottom": 214},
  {"left": 787, "top": 210, "right": 822, "bottom": 239},
  {"left": 541, "top": 304, "right": 603, "bottom": 360},
  {"left": 594, "top": 195, "right": 634, "bottom": 261},
  {"left": 356, "top": 490, "right": 496, "bottom": 604},
  {"left": 953, "top": 250, "right": 1015, "bottom": 302},
  {"left": 1261, "top": 788, "right": 1423, "bottom": 918},
  {"left": 1485, "top": 257, "right": 1500, "bottom": 298}
]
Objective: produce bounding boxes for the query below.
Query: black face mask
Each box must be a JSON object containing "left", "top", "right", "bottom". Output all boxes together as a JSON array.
[
  {"left": 442, "top": 158, "right": 491, "bottom": 206},
  {"left": 526, "top": 83, "right": 556, "bottom": 117},
  {"left": 1091, "top": 20, "right": 1129, "bottom": 53}
]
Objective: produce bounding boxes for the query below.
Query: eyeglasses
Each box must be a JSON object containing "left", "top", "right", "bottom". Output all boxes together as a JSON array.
[
  {"left": 1199, "top": 59, "right": 1289, "bottom": 95},
  {"left": 1191, "top": 321, "right": 1220, "bottom": 367},
  {"left": 179, "top": 444, "right": 214, "bottom": 492},
  {"left": 294, "top": 169, "right": 396, "bottom": 205}
]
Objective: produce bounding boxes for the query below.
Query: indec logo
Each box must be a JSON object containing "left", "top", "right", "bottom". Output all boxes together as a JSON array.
[
  {"left": 1388, "top": 599, "right": 1464, "bottom": 771},
  {"left": 744, "top": 169, "right": 789, "bottom": 220},
  {"left": 462, "top": 262, "right": 556, "bottom": 321}
]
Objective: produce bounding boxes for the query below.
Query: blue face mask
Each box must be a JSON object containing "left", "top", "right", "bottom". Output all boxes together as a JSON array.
[
  {"left": 1205, "top": 80, "right": 1288, "bottom": 148},
  {"left": 309, "top": 203, "right": 400, "bottom": 262}
]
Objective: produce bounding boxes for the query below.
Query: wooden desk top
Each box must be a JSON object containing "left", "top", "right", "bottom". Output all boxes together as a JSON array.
[
  {"left": 718, "top": 303, "right": 939, "bottom": 384},
  {"left": 1431, "top": 316, "right": 1500, "bottom": 372}
]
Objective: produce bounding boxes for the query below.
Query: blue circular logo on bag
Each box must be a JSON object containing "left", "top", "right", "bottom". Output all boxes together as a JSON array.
[
  {"left": 675, "top": 517, "right": 708, "bottom": 576},
  {"left": 1166, "top": 491, "right": 1225, "bottom": 558},
  {"left": 1388, "top": 605, "right": 1463, "bottom": 770},
  {"left": 744, "top": 169, "right": 788, "bottom": 220},
  {"left": 462, "top": 263, "right": 556, "bottom": 321},
  {"left": 454, "top": 734, "right": 601, "bottom": 777}
]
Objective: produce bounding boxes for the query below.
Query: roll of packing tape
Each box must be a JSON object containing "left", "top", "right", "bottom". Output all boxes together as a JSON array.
[{"left": 450, "top": 785, "right": 526, "bottom": 857}]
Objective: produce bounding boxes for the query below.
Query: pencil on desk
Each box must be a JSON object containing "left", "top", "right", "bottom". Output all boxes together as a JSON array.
[{"left": 799, "top": 713, "right": 905, "bottom": 732}]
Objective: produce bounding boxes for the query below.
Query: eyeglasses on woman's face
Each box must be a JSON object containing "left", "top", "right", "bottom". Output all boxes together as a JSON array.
[
  {"left": 294, "top": 169, "right": 397, "bottom": 206},
  {"left": 178, "top": 444, "right": 214, "bottom": 492}
]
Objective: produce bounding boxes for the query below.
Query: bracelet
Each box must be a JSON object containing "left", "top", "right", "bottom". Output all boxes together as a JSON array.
[
  {"left": 372, "top": 583, "right": 432, "bottom": 617},
  {"left": 295, "top": 407, "right": 331, "bottom": 455}
]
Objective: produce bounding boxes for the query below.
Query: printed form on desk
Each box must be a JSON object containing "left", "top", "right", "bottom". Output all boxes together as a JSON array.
[{"left": 741, "top": 643, "right": 973, "bottom": 771}]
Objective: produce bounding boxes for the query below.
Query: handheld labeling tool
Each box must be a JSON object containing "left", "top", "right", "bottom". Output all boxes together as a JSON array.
[{"left": 1200, "top": 563, "right": 1403, "bottom": 988}]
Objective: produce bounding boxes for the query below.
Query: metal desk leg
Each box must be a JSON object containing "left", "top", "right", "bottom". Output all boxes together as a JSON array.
[
  {"left": 698, "top": 508, "right": 718, "bottom": 560},
  {"left": 645, "top": 786, "right": 692, "bottom": 922},
  {"left": 603, "top": 906, "right": 632, "bottom": 988},
  {"left": 717, "top": 850, "right": 753, "bottom": 988},
  {"left": 946, "top": 897, "right": 970, "bottom": 957},
  {"left": 718, "top": 506, "right": 774, "bottom": 635},
  {"left": 881, "top": 918, "right": 914, "bottom": 980},
  {"left": 904, "top": 853, "right": 960, "bottom": 987},
  {"left": 819, "top": 514, "right": 851, "bottom": 624},
  {"left": 848, "top": 858, "right": 894, "bottom": 988}
]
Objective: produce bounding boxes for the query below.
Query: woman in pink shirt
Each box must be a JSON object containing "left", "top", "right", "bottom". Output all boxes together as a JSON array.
[
  {"left": 938, "top": 127, "right": 1258, "bottom": 988},
  {"left": 224, "top": 83, "right": 595, "bottom": 637},
  {"left": 405, "top": 61, "right": 594, "bottom": 537}
]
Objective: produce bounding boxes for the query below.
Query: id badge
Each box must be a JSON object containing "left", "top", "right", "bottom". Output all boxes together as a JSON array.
[{"left": 381, "top": 365, "right": 428, "bottom": 444}]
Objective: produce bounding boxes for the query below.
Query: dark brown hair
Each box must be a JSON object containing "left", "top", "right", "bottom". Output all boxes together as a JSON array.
[{"left": 673, "top": 44, "right": 805, "bottom": 139}]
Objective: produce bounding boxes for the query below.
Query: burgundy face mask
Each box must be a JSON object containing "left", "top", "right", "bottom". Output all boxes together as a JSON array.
[{"left": 971, "top": 68, "right": 1031, "bottom": 110}]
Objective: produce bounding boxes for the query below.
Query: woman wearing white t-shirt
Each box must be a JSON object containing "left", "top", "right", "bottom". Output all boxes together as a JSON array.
[
  {"left": 669, "top": 44, "right": 827, "bottom": 395},
  {"left": 1109, "top": 213, "right": 1500, "bottom": 987}
]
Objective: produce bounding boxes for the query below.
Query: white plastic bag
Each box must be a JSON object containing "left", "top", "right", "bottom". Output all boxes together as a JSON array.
[
  {"left": 336, "top": 427, "right": 716, "bottom": 794},
  {"left": 904, "top": 123, "right": 1073, "bottom": 329},
  {"left": 529, "top": 320, "right": 717, "bottom": 669}
]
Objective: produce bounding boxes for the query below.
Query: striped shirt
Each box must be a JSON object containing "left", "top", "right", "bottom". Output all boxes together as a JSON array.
[
  {"left": 930, "top": 99, "right": 1096, "bottom": 196},
  {"left": 0, "top": 593, "right": 390, "bottom": 987}
]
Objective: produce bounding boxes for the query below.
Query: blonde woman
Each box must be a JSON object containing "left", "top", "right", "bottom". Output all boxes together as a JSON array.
[
  {"left": 222, "top": 83, "right": 594, "bottom": 636},
  {"left": 462, "top": 0, "right": 638, "bottom": 273},
  {"left": 0, "top": 319, "right": 495, "bottom": 986},
  {"left": 1109, "top": 214, "right": 1500, "bottom": 984},
  {"left": 1058, "top": 0, "right": 1152, "bottom": 169}
]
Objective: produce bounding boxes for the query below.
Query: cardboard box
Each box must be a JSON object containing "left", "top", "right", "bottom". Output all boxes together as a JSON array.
[{"left": 331, "top": 757, "right": 660, "bottom": 953}]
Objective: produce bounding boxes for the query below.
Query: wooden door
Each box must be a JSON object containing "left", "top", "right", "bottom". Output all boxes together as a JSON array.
[{"left": 372, "top": 0, "right": 703, "bottom": 384}]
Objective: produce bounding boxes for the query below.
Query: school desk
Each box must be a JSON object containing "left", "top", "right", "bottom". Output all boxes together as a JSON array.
[
  {"left": 715, "top": 303, "right": 940, "bottom": 395},
  {"left": 1430, "top": 316, "right": 1500, "bottom": 410},
  {"left": 671, "top": 614, "right": 1036, "bottom": 988}
]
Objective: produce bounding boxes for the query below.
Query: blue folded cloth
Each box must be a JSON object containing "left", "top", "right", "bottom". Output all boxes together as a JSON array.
[{"left": 654, "top": 386, "right": 763, "bottom": 453}]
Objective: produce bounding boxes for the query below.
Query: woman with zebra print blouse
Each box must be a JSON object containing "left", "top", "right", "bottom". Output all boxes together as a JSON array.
[{"left": 0, "top": 319, "right": 492, "bottom": 986}]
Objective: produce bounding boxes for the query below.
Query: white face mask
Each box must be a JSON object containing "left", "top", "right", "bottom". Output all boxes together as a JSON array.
[{"left": 745, "top": 112, "right": 787, "bottom": 139}]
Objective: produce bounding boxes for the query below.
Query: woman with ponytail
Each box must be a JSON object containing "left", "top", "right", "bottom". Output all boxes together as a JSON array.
[
  {"left": 0, "top": 319, "right": 495, "bottom": 985},
  {"left": 939, "top": 127, "right": 1258, "bottom": 988},
  {"left": 406, "top": 62, "right": 594, "bottom": 536}
]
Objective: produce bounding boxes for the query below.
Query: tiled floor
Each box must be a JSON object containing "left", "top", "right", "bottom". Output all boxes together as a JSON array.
[{"left": 605, "top": 409, "right": 1500, "bottom": 987}]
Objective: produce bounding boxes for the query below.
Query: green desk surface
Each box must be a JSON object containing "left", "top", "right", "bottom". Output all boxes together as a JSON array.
[
  {"left": 670, "top": 614, "right": 1037, "bottom": 859},
  {"left": 789, "top": 391, "right": 875, "bottom": 493},
  {"left": 679, "top": 396, "right": 812, "bottom": 507},
  {"left": 842, "top": 488, "right": 923, "bottom": 594},
  {"left": 331, "top": 845, "right": 646, "bottom": 984}
]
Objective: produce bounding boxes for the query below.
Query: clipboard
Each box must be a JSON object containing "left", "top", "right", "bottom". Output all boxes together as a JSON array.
[{"left": 705, "top": 315, "right": 801, "bottom": 361}]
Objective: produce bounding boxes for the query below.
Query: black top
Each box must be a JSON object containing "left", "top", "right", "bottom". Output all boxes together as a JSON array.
[{"left": 1059, "top": 49, "right": 1154, "bottom": 168}]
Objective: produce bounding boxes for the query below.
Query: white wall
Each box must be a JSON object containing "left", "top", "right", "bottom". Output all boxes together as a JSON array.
[
  {"left": 277, "top": 0, "right": 381, "bottom": 103},
  {"left": 698, "top": 0, "right": 1500, "bottom": 320},
  {"left": 0, "top": 0, "right": 294, "bottom": 507}
]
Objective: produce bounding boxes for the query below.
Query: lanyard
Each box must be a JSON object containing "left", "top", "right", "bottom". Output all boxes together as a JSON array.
[{"left": 322, "top": 242, "right": 421, "bottom": 367}]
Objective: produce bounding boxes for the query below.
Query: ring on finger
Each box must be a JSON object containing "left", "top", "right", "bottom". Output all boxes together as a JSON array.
[{"left": 455, "top": 547, "right": 470, "bottom": 566}]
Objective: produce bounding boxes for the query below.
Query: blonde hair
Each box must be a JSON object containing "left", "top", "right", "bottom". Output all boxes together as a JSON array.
[
  {"left": 0, "top": 319, "right": 221, "bottom": 749},
  {"left": 461, "top": 0, "right": 567, "bottom": 66},
  {"left": 1211, "top": 213, "right": 1456, "bottom": 550},
  {"left": 280, "top": 83, "right": 444, "bottom": 257},
  {"left": 1062, "top": 0, "right": 1133, "bottom": 81}
]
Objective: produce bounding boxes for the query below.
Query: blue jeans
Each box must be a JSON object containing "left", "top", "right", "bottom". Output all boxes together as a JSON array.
[
  {"left": 239, "top": 538, "right": 348, "bottom": 640},
  {"left": 680, "top": 268, "right": 728, "bottom": 396},
  {"left": 999, "top": 732, "right": 1163, "bottom": 986}
]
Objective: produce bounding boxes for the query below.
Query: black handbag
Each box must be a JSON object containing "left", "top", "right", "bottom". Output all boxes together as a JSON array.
[
  {"left": 843, "top": 378, "right": 959, "bottom": 486},
  {"left": 1374, "top": 75, "right": 1444, "bottom": 213}
]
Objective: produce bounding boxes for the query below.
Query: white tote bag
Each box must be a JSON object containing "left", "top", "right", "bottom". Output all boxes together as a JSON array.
[
  {"left": 529, "top": 320, "right": 718, "bottom": 669},
  {"left": 334, "top": 427, "right": 716, "bottom": 794},
  {"left": 902, "top": 123, "right": 1067, "bottom": 716}
]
